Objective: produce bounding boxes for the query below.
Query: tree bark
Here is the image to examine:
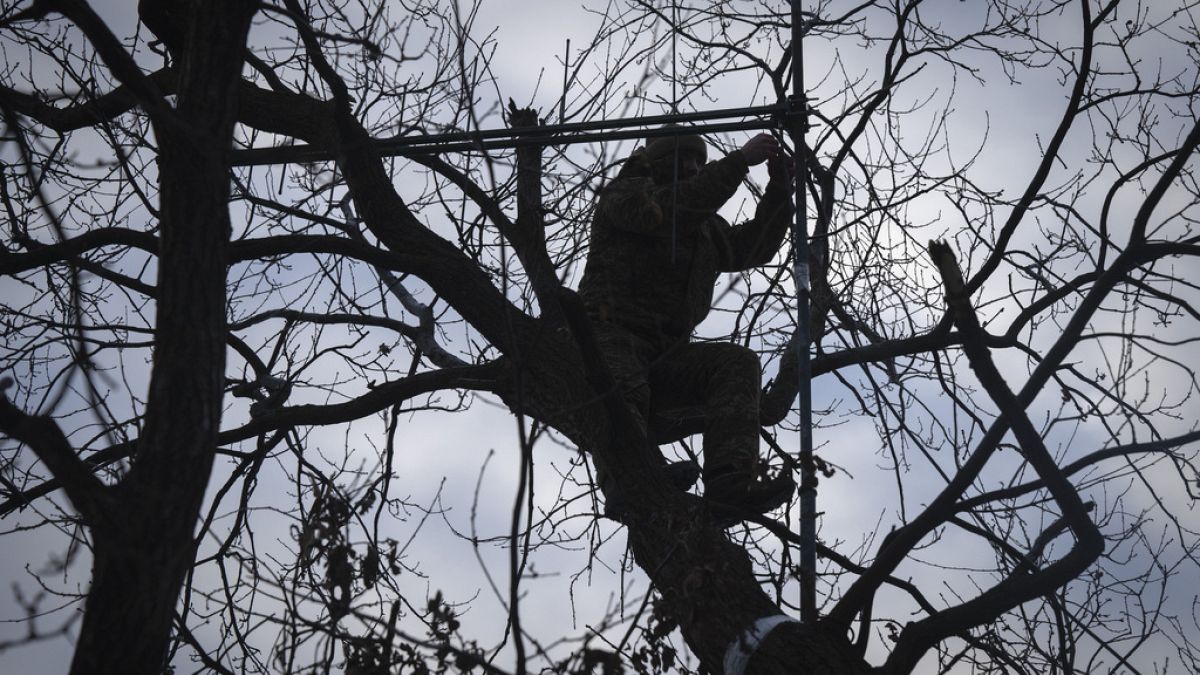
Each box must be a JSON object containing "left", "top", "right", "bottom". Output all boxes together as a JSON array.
[{"left": 66, "top": 3, "right": 257, "bottom": 672}]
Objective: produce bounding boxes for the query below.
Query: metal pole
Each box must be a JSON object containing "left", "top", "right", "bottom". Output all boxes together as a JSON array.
[
  {"left": 232, "top": 103, "right": 786, "bottom": 166},
  {"left": 788, "top": 1, "right": 818, "bottom": 626}
]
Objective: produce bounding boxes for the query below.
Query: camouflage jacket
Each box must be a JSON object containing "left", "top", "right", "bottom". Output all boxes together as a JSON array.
[{"left": 578, "top": 150, "right": 790, "bottom": 345}]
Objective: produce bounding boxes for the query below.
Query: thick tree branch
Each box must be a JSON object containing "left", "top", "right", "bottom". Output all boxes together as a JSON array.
[
  {"left": 0, "top": 362, "right": 504, "bottom": 519},
  {"left": 0, "top": 227, "right": 157, "bottom": 274},
  {"left": 946, "top": 515, "right": 1146, "bottom": 675},
  {"left": 507, "top": 102, "right": 564, "bottom": 323},
  {"left": 0, "top": 230, "right": 449, "bottom": 278},
  {"left": 43, "top": 0, "right": 175, "bottom": 123},
  {"left": 0, "top": 69, "right": 175, "bottom": 132},
  {"left": 879, "top": 241, "right": 1104, "bottom": 674},
  {"left": 226, "top": 361, "right": 503, "bottom": 442},
  {"left": 1129, "top": 117, "right": 1200, "bottom": 243},
  {"left": 232, "top": 76, "right": 535, "bottom": 355},
  {"left": 829, "top": 225, "right": 1185, "bottom": 632},
  {"left": 0, "top": 377, "right": 110, "bottom": 524}
]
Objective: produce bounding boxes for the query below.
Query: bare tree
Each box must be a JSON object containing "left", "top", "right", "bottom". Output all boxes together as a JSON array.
[{"left": 1, "top": 1, "right": 1198, "bottom": 673}]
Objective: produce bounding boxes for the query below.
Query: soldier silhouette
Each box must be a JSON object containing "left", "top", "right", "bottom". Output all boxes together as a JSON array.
[{"left": 579, "top": 131, "right": 796, "bottom": 519}]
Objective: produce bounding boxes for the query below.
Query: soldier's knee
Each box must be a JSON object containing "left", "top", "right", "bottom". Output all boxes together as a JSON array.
[{"left": 715, "top": 343, "right": 759, "bottom": 374}]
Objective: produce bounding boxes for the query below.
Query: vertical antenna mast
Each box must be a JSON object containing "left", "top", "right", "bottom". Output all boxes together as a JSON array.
[{"left": 788, "top": 0, "right": 817, "bottom": 626}]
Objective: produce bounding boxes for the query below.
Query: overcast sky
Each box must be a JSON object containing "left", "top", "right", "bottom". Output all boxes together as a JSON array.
[{"left": 1, "top": 1, "right": 1197, "bottom": 673}]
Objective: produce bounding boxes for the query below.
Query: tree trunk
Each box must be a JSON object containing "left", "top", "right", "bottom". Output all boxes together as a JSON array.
[
  {"left": 71, "top": 508, "right": 197, "bottom": 672},
  {"left": 65, "top": 3, "right": 256, "bottom": 672},
  {"left": 508, "top": 317, "right": 872, "bottom": 674}
]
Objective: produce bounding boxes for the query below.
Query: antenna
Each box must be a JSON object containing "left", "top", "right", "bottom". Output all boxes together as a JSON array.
[{"left": 787, "top": 0, "right": 818, "bottom": 628}]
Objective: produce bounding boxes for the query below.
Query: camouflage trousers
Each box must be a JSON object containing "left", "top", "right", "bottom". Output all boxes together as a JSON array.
[{"left": 593, "top": 323, "right": 763, "bottom": 478}]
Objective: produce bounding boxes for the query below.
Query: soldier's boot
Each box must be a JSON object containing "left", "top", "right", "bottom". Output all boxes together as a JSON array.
[
  {"left": 703, "top": 465, "right": 796, "bottom": 521},
  {"left": 602, "top": 459, "right": 701, "bottom": 522}
]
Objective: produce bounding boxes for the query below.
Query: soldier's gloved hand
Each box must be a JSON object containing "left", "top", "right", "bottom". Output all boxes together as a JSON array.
[
  {"left": 767, "top": 152, "right": 795, "bottom": 186},
  {"left": 740, "top": 133, "right": 781, "bottom": 166}
]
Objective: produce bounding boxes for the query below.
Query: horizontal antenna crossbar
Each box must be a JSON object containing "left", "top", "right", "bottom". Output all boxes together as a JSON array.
[{"left": 232, "top": 103, "right": 785, "bottom": 166}]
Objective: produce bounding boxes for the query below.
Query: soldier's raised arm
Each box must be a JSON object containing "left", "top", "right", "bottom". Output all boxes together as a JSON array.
[
  {"left": 722, "top": 151, "right": 792, "bottom": 270},
  {"left": 646, "top": 150, "right": 749, "bottom": 229},
  {"left": 648, "top": 133, "right": 785, "bottom": 230},
  {"left": 595, "top": 134, "right": 783, "bottom": 239}
]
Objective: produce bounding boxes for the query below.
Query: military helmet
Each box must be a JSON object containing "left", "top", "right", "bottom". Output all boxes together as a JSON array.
[{"left": 641, "top": 133, "right": 707, "bottom": 166}]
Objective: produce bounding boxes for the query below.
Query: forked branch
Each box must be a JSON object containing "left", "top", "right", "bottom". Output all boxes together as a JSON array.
[{"left": 878, "top": 241, "right": 1104, "bottom": 674}]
